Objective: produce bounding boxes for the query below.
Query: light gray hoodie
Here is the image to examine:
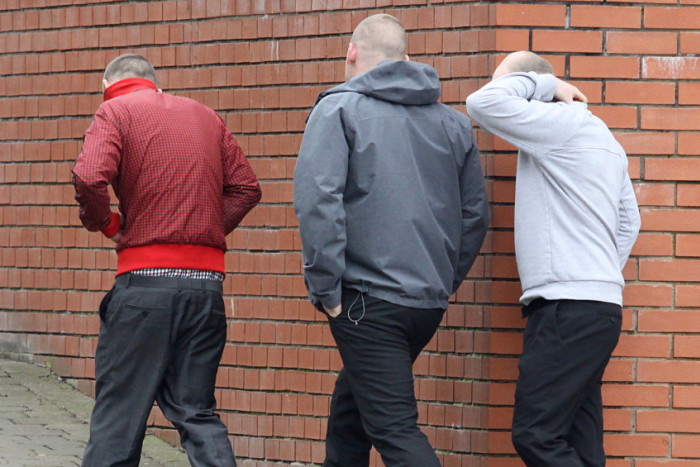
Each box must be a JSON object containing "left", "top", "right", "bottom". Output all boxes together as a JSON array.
[{"left": 467, "top": 72, "right": 641, "bottom": 306}]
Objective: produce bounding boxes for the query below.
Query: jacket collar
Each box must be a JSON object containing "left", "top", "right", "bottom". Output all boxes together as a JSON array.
[{"left": 103, "top": 77, "right": 157, "bottom": 102}]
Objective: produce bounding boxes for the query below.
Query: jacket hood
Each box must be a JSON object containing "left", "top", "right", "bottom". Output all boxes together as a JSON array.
[{"left": 314, "top": 60, "right": 441, "bottom": 108}]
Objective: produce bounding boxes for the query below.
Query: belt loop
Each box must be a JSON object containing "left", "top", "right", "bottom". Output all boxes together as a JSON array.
[
  {"left": 177, "top": 277, "right": 183, "bottom": 292},
  {"left": 125, "top": 274, "right": 131, "bottom": 288},
  {"left": 201, "top": 279, "right": 207, "bottom": 292}
]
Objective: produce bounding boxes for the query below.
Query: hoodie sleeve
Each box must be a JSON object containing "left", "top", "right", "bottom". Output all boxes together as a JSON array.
[
  {"left": 466, "top": 72, "right": 581, "bottom": 157},
  {"left": 293, "top": 96, "right": 351, "bottom": 311},
  {"left": 617, "top": 170, "right": 641, "bottom": 269},
  {"left": 453, "top": 134, "right": 491, "bottom": 293}
]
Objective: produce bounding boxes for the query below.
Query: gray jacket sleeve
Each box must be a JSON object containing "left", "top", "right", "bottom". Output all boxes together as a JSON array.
[
  {"left": 617, "top": 171, "right": 641, "bottom": 268},
  {"left": 453, "top": 137, "right": 491, "bottom": 293},
  {"left": 466, "top": 72, "right": 579, "bottom": 157},
  {"left": 293, "top": 97, "right": 350, "bottom": 310}
]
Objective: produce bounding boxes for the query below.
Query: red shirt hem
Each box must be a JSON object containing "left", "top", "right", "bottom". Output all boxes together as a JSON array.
[{"left": 117, "top": 244, "right": 225, "bottom": 276}]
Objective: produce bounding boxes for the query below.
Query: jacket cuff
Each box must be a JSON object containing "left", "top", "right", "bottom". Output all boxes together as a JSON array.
[
  {"left": 528, "top": 71, "right": 556, "bottom": 102},
  {"left": 100, "top": 212, "right": 121, "bottom": 238},
  {"left": 310, "top": 292, "right": 341, "bottom": 312}
]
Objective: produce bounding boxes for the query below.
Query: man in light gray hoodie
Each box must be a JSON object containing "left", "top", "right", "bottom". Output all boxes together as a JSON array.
[
  {"left": 295, "top": 14, "right": 489, "bottom": 467},
  {"left": 467, "top": 51, "right": 641, "bottom": 467}
]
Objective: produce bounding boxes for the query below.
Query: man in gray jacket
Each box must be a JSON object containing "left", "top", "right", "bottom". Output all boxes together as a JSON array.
[
  {"left": 467, "top": 51, "right": 641, "bottom": 467},
  {"left": 294, "top": 14, "right": 489, "bottom": 467}
]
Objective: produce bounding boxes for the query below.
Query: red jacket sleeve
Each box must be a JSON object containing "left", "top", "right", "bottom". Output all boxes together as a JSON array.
[
  {"left": 72, "top": 103, "right": 122, "bottom": 234},
  {"left": 220, "top": 120, "right": 262, "bottom": 234}
]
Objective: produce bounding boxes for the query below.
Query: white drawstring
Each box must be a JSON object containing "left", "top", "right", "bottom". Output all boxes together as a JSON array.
[{"left": 347, "top": 292, "right": 366, "bottom": 325}]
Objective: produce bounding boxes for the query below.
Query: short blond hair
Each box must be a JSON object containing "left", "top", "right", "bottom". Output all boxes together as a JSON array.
[
  {"left": 351, "top": 14, "right": 406, "bottom": 61},
  {"left": 505, "top": 51, "right": 554, "bottom": 75}
]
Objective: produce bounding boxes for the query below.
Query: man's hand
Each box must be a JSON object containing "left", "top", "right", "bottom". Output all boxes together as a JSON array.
[
  {"left": 554, "top": 78, "right": 588, "bottom": 104},
  {"left": 324, "top": 304, "right": 342, "bottom": 318},
  {"left": 109, "top": 214, "right": 125, "bottom": 244}
]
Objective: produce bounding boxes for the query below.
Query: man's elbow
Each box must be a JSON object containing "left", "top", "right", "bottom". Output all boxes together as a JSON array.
[
  {"left": 465, "top": 93, "right": 486, "bottom": 124},
  {"left": 252, "top": 184, "right": 263, "bottom": 205}
]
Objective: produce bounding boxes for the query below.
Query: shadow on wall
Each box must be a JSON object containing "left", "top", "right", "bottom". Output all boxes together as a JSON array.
[{"left": 0, "top": 334, "right": 32, "bottom": 362}]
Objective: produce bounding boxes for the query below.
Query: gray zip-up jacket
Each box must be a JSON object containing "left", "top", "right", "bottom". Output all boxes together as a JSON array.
[
  {"left": 467, "top": 72, "right": 641, "bottom": 306},
  {"left": 294, "top": 60, "right": 490, "bottom": 311}
]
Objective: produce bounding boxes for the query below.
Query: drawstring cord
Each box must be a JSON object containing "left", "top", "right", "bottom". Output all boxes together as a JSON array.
[{"left": 347, "top": 292, "right": 366, "bottom": 325}]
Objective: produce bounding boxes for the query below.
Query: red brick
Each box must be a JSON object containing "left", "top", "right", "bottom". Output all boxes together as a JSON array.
[
  {"left": 613, "top": 334, "right": 671, "bottom": 358},
  {"left": 673, "top": 434, "right": 700, "bottom": 458},
  {"left": 607, "top": 31, "right": 678, "bottom": 55},
  {"left": 639, "top": 361, "right": 700, "bottom": 384},
  {"left": 642, "top": 209, "right": 700, "bottom": 232},
  {"left": 614, "top": 131, "right": 675, "bottom": 156},
  {"left": 679, "top": 82, "right": 700, "bottom": 105},
  {"left": 677, "top": 234, "right": 700, "bottom": 257},
  {"left": 679, "top": 185, "right": 700, "bottom": 207},
  {"left": 645, "top": 7, "right": 700, "bottom": 29},
  {"left": 639, "top": 310, "right": 700, "bottom": 333},
  {"left": 603, "top": 384, "right": 670, "bottom": 408},
  {"left": 532, "top": 30, "right": 602, "bottom": 53},
  {"left": 681, "top": 32, "right": 700, "bottom": 54},
  {"left": 623, "top": 284, "right": 673, "bottom": 307},
  {"left": 643, "top": 57, "right": 700, "bottom": 80},
  {"left": 604, "top": 433, "right": 669, "bottom": 457},
  {"left": 571, "top": 5, "right": 642, "bottom": 29},
  {"left": 571, "top": 56, "right": 639, "bottom": 79},
  {"left": 495, "top": 4, "right": 567, "bottom": 27},
  {"left": 675, "top": 336, "right": 700, "bottom": 359},
  {"left": 606, "top": 81, "right": 675, "bottom": 105},
  {"left": 638, "top": 410, "right": 700, "bottom": 433},
  {"left": 640, "top": 259, "right": 700, "bottom": 281},
  {"left": 631, "top": 234, "right": 674, "bottom": 256},
  {"left": 679, "top": 133, "right": 700, "bottom": 156},
  {"left": 495, "top": 29, "right": 529, "bottom": 52},
  {"left": 589, "top": 105, "right": 638, "bottom": 129},
  {"left": 634, "top": 183, "right": 675, "bottom": 206},
  {"left": 645, "top": 158, "right": 700, "bottom": 181},
  {"left": 678, "top": 285, "right": 700, "bottom": 308},
  {"left": 674, "top": 386, "right": 700, "bottom": 409}
]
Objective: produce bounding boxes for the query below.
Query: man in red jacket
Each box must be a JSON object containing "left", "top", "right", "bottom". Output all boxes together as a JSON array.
[{"left": 73, "top": 54, "right": 261, "bottom": 467}]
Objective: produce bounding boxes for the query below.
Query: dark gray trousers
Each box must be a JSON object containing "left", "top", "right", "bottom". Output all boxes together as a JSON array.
[
  {"left": 323, "top": 289, "right": 444, "bottom": 467},
  {"left": 512, "top": 299, "right": 622, "bottom": 467},
  {"left": 82, "top": 274, "right": 235, "bottom": 467}
]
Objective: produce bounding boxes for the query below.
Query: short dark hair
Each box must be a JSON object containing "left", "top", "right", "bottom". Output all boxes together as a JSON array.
[{"left": 104, "top": 54, "right": 157, "bottom": 85}]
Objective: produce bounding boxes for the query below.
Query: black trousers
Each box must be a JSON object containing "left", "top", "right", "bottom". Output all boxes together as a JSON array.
[
  {"left": 323, "top": 289, "right": 445, "bottom": 467},
  {"left": 512, "top": 299, "right": 622, "bottom": 467},
  {"left": 82, "top": 274, "right": 236, "bottom": 467}
]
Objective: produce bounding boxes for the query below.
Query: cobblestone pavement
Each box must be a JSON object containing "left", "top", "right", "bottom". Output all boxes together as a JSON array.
[{"left": 0, "top": 358, "right": 190, "bottom": 467}]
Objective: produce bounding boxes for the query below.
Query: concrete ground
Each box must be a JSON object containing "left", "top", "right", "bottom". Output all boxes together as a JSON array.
[{"left": 0, "top": 358, "right": 190, "bottom": 467}]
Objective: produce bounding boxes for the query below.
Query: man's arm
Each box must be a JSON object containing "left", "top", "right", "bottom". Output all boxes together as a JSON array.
[
  {"left": 221, "top": 125, "right": 262, "bottom": 234},
  {"left": 453, "top": 139, "right": 490, "bottom": 293},
  {"left": 466, "top": 72, "right": 585, "bottom": 156},
  {"left": 293, "top": 97, "right": 350, "bottom": 313},
  {"left": 72, "top": 104, "right": 122, "bottom": 238},
  {"left": 617, "top": 172, "right": 641, "bottom": 269}
]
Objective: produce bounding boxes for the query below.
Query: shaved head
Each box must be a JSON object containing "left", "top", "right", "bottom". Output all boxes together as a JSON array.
[
  {"left": 345, "top": 14, "right": 408, "bottom": 79},
  {"left": 103, "top": 54, "right": 158, "bottom": 86},
  {"left": 351, "top": 14, "right": 407, "bottom": 61},
  {"left": 493, "top": 51, "right": 554, "bottom": 80}
]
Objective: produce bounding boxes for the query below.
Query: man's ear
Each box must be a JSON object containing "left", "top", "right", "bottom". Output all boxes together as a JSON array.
[
  {"left": 102, "top": 79, "right": 111, "bottom": 92},
  {"left": 404, "top": 54, "right": 410, "bottom": 61},
  {"left": 346, "top": 43, "right": 358, "bottom": 66}
]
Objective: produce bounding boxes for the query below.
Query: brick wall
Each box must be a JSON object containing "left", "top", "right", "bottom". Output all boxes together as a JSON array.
[{"left": 0, "top": 1, "right": 698, "bottom": 465}]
